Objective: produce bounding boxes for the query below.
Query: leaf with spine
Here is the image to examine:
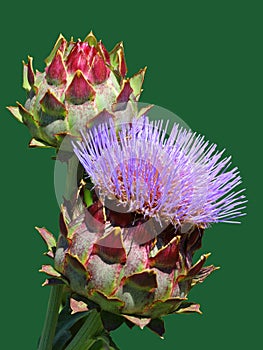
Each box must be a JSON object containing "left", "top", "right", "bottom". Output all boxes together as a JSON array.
[
  {"left": 70, "top": 298, "right": 89, "bottom": 314},
  {"left": 42, "top": 278, "right": 65, "bottom": 286},
  {"left": 29, "top": 138, "right": 52, "bottom": 148},
  {"left": 122, "top": 315, "right": 151, "bottom": 329},
  {"left": 175, "top": 302, "right": 202, "bottom": 314},
  {"left": 146, "top": 297, "right": 186, "bottom": 319},
  {"left": 17, "top": 102, "right": 39, "bottom": 125},
  {"left": 36, "top": 226, "right": 57, "bottom": 257},
  {"left": 191, "top": 265, "right": 219, "bottom": 286},
  {"left": 40, "top": 265, "right": 62, "bottom": 278},
  {"left": 45, "top": 34, "right": 67, "bottom": 65},
  {"left": 84, "top": 31, "right": 97, "bottom": 46},
  {"left": 6, "top": 106, "right": 23, "bottom": 123},
  {"left": 23, "top": 56, "right": 35, "bottom": 89},
  {"left": 129, "top": 67, "right": 147, "bottom": 98},
  {"left": 109, "top": 42, "right": 124, "bottom": 70},
  {"left": 187, "top": 253, "right": 211, "bottom": 277}
]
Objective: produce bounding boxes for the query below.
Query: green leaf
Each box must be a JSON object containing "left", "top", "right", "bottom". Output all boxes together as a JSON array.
[
  {"left": 53, "top": 298, "right": 90, "bottom": 350},
  {"left": 64, "top": 310, "right": 104, "bottom": 350},
  {"left": 40, "top": 265, "right": 62, "bottom": 278},
  {"left": 89, "top": 338, "right": 114, "bottom": 350}
]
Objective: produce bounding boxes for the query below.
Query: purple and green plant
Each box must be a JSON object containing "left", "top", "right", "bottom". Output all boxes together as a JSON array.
[{"left": 8, "top": 31, "right": 246, "bottom": 350}]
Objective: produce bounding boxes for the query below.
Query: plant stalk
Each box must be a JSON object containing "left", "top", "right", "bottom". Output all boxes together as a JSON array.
[
  {"left": 38, "top": 285, "right": 64, "bottom": 350},
  {"left": 39, "top": 155, "right": 78, "bottom": 349},
  {"left": 65, "top": 310, "right": 104, "bottom": 350}
]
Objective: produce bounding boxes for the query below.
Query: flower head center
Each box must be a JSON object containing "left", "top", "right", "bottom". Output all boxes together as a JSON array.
[{"left": 111, "top": 158, "right": 162, "bottom": 215}]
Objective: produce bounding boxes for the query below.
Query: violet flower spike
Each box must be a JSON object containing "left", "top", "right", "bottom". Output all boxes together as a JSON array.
[{"left": 72, "top": 118, "right": 246, "bottom": 227}]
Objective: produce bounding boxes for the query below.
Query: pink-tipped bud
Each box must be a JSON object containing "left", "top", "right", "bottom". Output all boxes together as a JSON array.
[
  {"left": 65, "top": 70, "right": 96, "bottom": 105},
  {"left": 46, "top": 50, "right": 67, "bottom": 85},
  {"left": 66, "top": 42, "right": 95, "bottom": 75},
  {"left": 87, "top": 54, "right": 110, "bottom": 84},
  {"left": 66, "top": 41, "right": 110, "bottom": 84}
]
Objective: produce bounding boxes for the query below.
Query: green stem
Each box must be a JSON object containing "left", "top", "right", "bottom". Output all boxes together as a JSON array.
[
  {"left": 38, "top": 285, "right": 64, "bottom": 350},
  {"left": 65, "top": 155, "right": 81, "bottom": 201},
  {"left": 65, "top": 310, "right": 104, "bottom": 350}
]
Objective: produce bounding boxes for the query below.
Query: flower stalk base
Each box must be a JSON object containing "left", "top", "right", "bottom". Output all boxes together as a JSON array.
[{"left": 38, "top": 285, "right": 64, "bottom": 350}]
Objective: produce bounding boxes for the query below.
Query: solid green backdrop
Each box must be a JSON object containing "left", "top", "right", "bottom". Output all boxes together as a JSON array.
[{"left": 0, "top": 1, "right": 261, "bottom": 349}]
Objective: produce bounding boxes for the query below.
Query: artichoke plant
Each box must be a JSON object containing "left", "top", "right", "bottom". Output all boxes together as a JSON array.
[
  {"left": 39, "top": 118, "right": 246, "bottom": 338},
  {"left": 8, "top": 30, "right": 246, "bottom": 349},
  {"left": 8, "top": 32, "right": 146, "bottom": 150}
]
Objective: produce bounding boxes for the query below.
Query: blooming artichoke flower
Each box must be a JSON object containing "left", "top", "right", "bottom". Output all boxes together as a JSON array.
[
  {"left": 74, "top": 118, "right": 245, "bottom": 226},
  {"left": 39, "top": 118, "right": 246, "bottom": 335},
  {"left": 8, "top": 32, "right": 146, "bottom": 149}
]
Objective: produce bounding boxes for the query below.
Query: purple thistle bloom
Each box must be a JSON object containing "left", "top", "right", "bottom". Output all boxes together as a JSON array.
[{"left": 73, "top": 118, "right": 246, "bottom": 227}]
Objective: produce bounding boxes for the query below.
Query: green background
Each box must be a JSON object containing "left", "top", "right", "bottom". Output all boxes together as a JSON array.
[{"left": 0, "top": 1, "right": 261, "bottom": 349}]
